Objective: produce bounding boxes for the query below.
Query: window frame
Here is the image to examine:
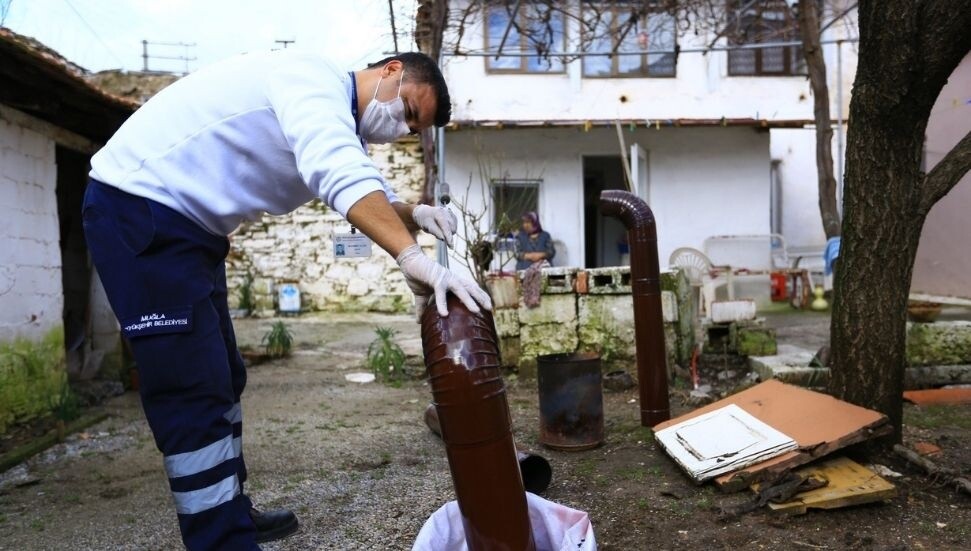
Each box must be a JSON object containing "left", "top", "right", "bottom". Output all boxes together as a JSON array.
[
  {"left": 726, "top": 0, "right": 804, "bottom": 77},
  {"left": 483, "top": 2, "right": 568, "bottom": 75},
  {"left": 490, "top": 178, "right": 541, "bottom": 234},
  {"left": 580, "top": 1, "right": 678, "bottom": 79}
]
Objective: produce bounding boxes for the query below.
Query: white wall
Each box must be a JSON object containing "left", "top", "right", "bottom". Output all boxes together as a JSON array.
[
  {"left": 444, "top": 126, "right": 770, "bottom": 276},
  {"left": 442, "top": 1, "right": 859, "bottom": 124},
  {"left": 770, "top": 127, "right": 845, "bottom": 249},
  {"left": 0, "top": 114, "right": 63, "bottom": 341}
]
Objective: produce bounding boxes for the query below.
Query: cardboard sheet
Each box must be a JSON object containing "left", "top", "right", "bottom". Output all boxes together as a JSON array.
[
  {"left": 752, "top": 456, "right": 897, "bottom": 514},
  {"left": 655, "top": 404, "right": 798, "bottom": 482},
  {"left": 653, "top": 380, "right": 891, "bottom": 492}
]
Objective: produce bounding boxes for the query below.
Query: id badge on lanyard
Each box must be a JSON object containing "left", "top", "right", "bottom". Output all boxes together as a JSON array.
[{"left": 334, "top": 226, "right": 372, "bottom": 258}]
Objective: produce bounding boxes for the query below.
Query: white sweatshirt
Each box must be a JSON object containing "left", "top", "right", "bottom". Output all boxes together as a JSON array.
[{"left": 89, "top": 50, "right": 399, "bottom": 236}]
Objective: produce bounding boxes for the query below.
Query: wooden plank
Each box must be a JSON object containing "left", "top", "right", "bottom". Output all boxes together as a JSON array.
[
  {"left": 751, "top": 456, "right": 897, "bottom": 515},
  {"left": 653, "top": 380, "right": 891, "bottom": 492}
]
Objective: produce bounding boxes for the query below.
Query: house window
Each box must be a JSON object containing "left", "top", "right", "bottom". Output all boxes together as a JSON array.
[
  {"left": 485, "top": 2, "right": 565, "bottom": 73},
  {"left": 491, "top": 179, "right": 540, "bottom": 234},
  {"left": 726, "top": 0, "right": 803, "bottom": 76},
  {"left": 582, "top": 1, "right": 677, "bottom": 78}
]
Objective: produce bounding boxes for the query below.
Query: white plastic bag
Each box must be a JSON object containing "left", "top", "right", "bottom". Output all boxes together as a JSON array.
[{"left": 412, "top": 492, "right": 596, "bottom": 551}]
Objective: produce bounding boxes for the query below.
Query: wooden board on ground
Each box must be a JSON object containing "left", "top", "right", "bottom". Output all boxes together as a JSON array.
[
  {"left": 653, "top": 380, "right": 891, "bottom": 492},
  {"left": 903, "top": 388, "right": 971, "bottom": 405},
  {"left": 752, "top": 456, "right": 897, "bottom": 514}
]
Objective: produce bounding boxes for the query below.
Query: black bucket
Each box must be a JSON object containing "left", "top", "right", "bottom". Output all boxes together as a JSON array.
[{"left": 536, "top": 352, "right": 604, "bottom": 451}]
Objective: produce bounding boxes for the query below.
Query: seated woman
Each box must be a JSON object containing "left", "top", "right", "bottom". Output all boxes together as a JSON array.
[{"left": 515, "top": 211, "right": 555, "bottom": 271}]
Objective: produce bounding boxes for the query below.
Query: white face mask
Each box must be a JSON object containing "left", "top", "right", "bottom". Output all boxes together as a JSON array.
[{"left": 359, "top": 71, "right": 410, "bottom": 144}]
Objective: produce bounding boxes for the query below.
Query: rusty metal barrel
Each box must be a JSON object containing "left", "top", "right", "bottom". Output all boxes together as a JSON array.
[
  {"left": 420, "top": 293, "right": 535, "bottom": 551},
  {"left": 536, "top": 352, "right": 605, "bottom": 451}
]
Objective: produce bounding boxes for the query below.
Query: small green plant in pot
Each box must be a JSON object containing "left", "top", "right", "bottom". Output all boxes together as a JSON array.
[
  {"left": 367, "top": 327, "right": 406, "bottom": 386},
  {"left": 262, "top": 321, "right": 293, "bottom": 358}
]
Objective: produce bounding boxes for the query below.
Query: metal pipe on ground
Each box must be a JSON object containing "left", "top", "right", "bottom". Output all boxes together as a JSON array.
[
  {"left": 599, "top": 190, "right": 671, "bottom": 426},
  {"left": 424, "top": 404, "right": 553, "bottom": 495},
  {"left": 420, "top": 293, "right": 536, "bottom": 551}
]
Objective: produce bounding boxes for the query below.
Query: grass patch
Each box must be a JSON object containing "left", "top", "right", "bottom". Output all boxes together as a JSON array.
[
  {"left": 575, "top": 457, "right": 598, "bottom": 477},
  {"left": 617, "top": 466, "right": 646, "bottom": 482},
  {"left": 905, "top": 404, "right": 971, "bottom": 431}
]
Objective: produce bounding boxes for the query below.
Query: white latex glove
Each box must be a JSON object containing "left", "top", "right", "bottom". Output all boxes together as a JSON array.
[
  {"left": 412, "top": 205, "right": 458, "bottom": 248},
  {"left": 396, "top": 244, "right": 493, "bottom": 320}
]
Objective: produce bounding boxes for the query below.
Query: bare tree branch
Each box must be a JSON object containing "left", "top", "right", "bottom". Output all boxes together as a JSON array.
[
  {"left": 819, "top": 1, "right": 858, "bottom": 33},
  {"left": 919, "top": 129, "right": 971, "bottom": 215}
]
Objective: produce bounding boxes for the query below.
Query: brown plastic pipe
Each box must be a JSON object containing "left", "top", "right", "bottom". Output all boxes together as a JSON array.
[
  {"left": 420, "top": 293, "right": 535, "bottom": 551},
  {"left": 599, "top": 190, "right": 671, "bottom": 426},
  {"left": 424, "top": 404, "right": 553, "bottom": 495}
]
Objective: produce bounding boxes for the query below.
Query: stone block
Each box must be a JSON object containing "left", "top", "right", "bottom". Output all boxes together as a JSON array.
[
  {"left": 661, "top": 269, "right": 696, "bottom": 367},
  {"left": 586, "top": 266, "right": 632, "bottom": 295},
  {"left": 711, "top": 300, "right": 757, "bottom": 323},
  {"left": 324, "top": 263, "right": 354, "bottom": 282},
  {"left": 518, "top": 294, "right": 577, "bottom": 325},
  {"left": 486, "top": 275, "right": 520, "bottom": 310},
  {"left": 577, "top": 294, "right": 636, "bottom": 363},
  {"left": 904, "top": 365, "right": 971, "bottom": 387},
  {"left": 499, "top": 336, "right": 521, "bottom": 367},
  {"left": 751, "top": 352, "right": 971, "bottom": 389},
  {"left": 749, "top": 351, "right": 829, "bottom": 387},
  {"left": 907, "top": 321, "right": 971, "bottom": 366},
  {"left": 493, "top": 308, "right": 520, "bottom": 338},
  {"left": 517, "top": 356, "right": 537, "bottom": 379},
  {"left": 521, "top": 321, "right": 578, "bottom": 360},
  {"left": 661, "top": 291, "right": 677, "bottom": 323},
  {"left": 356, "top": 262, "right": 385, "bottom": 281},
  {"left": 346, "top": 278, "right": 369, "bottom": 296},
  {"left": 735, "top": 325, "right": 777, "bottom": 356},
  {"left": 541, "top": 267, "right": 577, "bottom": 295}
]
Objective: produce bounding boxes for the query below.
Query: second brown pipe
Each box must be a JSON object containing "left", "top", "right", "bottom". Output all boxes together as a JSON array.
[{"left": 599, "top": 190, "right": 671, "bottom": 426}]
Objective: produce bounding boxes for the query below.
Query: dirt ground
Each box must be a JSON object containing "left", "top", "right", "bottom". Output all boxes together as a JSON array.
[{"left": 0, "top": 309, "right": 968, "bottom": 550}]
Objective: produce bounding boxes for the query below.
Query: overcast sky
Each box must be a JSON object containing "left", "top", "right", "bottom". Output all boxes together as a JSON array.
[{"left": 2, "top": 0, "right": 417, "bottom": 73}]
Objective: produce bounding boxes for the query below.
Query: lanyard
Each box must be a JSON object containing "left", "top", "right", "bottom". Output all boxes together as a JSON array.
[{"left": 348, "top": 72, "right": 367, "bottom": 149}]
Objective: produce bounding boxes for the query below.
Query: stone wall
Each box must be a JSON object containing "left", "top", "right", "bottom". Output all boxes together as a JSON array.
[
  {"left": 225, "top": 138, "right": 432, "bottom": 315},
  {"left": 491, "top": 266, "right": 695, "bottom": 377}
]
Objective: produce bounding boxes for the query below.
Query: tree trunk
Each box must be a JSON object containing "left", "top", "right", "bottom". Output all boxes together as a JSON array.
[
  {"left": 798, "top": 0, "right": 841, "bottom": 239},
  {"left": 829, "top": 0, "right": 971, "bottom": 444}
]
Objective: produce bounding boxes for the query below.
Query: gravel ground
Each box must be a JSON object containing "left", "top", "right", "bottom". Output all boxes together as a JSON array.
[{"left": 0, "top": 310, "right": 968, "bottom": 550}]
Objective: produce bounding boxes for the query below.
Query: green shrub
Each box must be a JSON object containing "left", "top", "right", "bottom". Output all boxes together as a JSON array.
[
  {"left": 366, "top": 327, "right": 406, "bottom": 386},
  {"left": 261, "top": 321, "right": 293, "bottom": 358}
]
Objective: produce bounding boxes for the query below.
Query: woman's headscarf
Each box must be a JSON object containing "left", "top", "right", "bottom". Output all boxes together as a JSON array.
[{"left": 521, "top": 211, "right": 542, "bottom": 235}]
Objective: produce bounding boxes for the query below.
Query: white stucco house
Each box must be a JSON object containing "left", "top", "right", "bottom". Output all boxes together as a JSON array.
[
  {"left": 434, "top": 1, "right": 858, "bottom": 280},
  {"left": 0, "top": 28, "right": 134, "bottom": 431}
]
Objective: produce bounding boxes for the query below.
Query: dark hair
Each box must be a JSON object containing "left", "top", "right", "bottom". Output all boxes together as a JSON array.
[{"left": 367, "top": 52, "right": 451, "bottom": 127}]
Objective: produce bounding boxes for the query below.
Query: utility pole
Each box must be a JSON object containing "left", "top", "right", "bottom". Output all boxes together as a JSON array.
[
  {"left": 141, "top": 40, "right": 198, "bottom": 74},
  {"left": 274, "top": 39, "right": 295, "bottom": 49},
  {"left": 388, "top": 0, "right": 399, "bottom": 54}
]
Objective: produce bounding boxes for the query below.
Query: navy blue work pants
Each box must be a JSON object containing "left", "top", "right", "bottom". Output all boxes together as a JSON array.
[{"left": 82, "top": 180, "right": 258, "bottom": 550}]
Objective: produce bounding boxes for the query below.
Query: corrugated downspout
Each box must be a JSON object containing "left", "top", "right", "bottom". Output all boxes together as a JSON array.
[
  {"left": 599, "top": 190, "right": 671, "bottom": 426},
  {"left": 424, "top": 404, "right": 553, "bottom": 495},
  {"left": 420, "top": 294, "right": 535, "bottom": 551}
]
